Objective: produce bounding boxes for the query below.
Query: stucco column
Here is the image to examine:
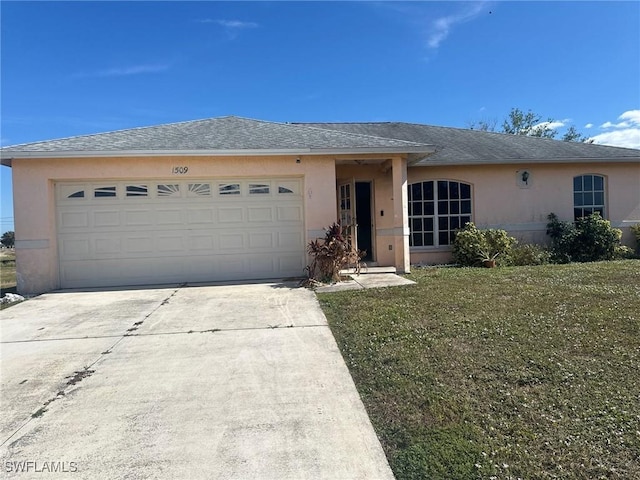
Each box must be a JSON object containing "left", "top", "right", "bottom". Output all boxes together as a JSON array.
[{"left": 391, "top": 156, "right": 410, "bottom": 273}]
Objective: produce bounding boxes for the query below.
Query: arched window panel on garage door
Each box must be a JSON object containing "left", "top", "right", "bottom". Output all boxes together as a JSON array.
[
  {"left": 68, "top": 189, "right": 85, "bottom": 199},
  {"left": 188, "top": 183, "right": 211, "bottom": 197},
  {"left": 157, "top": 184, "right": 180, "bottom": 197},
  {"left": 58, "top": 184, "right": 88, "bottom": 200},
  {"left": 277, "top": 180, "right": 300, "bottom": 195}
]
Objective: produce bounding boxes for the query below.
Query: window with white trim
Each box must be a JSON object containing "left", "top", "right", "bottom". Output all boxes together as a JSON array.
[
  {"left": 573, "top": 174, "right": 605, "bottom": 220},
  {"left": 408, "top": 180, "right": 472, "bottom": 247}
]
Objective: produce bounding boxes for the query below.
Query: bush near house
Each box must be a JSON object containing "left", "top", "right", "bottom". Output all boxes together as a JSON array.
[
  {"left": 454, "top": 213, "right": 629, "bottom": 268},
  {"left": 452, "top": 223, "right": 516, "bottom": 267},
  {"left": 631, "top": 223, "right": 640, "bottom": 254},
  {"left": 546, "top": 212, "right": 622, "bottom": 263},
  {"left": 452, "top": 223, "right": 551, "bottom": 267},
  {"left": 504, "top": 242, "right": 551, "bottom": 266}
]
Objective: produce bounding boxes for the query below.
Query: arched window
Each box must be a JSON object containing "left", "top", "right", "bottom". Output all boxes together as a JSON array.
[
  {"left": 573, "top": 174, "right": 605, "bottom": 220},
  {"left": 408, "top": 180, "right": 472, "bottom": 247}
]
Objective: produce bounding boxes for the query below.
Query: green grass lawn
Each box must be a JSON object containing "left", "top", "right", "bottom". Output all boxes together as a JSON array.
[
  {"left": 1, "top": 250, "right": 17, "bottom": 303},
  {"left": 319, "top": 261, "right": 640, "bottom": 480}
]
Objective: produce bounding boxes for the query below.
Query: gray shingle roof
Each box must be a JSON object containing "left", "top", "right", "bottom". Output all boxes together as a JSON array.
[
  {"left": 2, "top": 116, "right": 638, "bottom": 166},
  {"left": 298, "top": 122, "right": 640, "bottom": 165},
  {"left": 0, "top": 116, "right": 431, "bottom": 162}
]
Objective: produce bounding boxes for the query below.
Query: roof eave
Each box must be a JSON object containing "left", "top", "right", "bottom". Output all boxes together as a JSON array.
[
  {"left": 413, "top": 156, "right": 640, "bottom": 166},
  {"left": 0, "top": 145, "right": 436, "bottom": 166}
]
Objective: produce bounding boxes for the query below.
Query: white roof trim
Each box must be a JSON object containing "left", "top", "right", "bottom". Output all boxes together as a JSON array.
[
  {"left": 414, "top": 156, "right": 640, "bottom": 166},
  {"left": 0, "top": 146, "right": 436, "bottom": 165}
]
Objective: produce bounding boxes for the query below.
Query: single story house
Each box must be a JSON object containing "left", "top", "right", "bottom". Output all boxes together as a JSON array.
[{"left": 1, "top": 116, "right": 639, "bottom": 294}]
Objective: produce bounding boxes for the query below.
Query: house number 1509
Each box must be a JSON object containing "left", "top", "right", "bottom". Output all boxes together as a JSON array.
[{"left": 172, "top": 166, "right": 189, "bottom": 174}]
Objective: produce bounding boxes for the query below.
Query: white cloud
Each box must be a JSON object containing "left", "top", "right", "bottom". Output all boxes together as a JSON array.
[
  {"left": 584, "top": 123, "right": 594, "bottom": 129},
  {"left": 197, "top": 18, "right": 259, "bottom": 40},
  {"left": 73, "top": 64, "right": 169, "bottom": 78},
  {"left": 600, "top": 110, "right": 640, "bottom": 129},
  {"left": 590, "top": 129, "right": 640, "bottom": 149},
  {"left": 215, "top": 20, "right": 258, "bottom": 29},
  {"left": 371, "top": 2, "right": 492, "bottom": 57},
  {"left": 99, "top": 64, "right": 169, "bottom": 76},
  {"left": 619, "top": 109, "right": 640, "bottom": 123},
  {"left": 197, "top": 18, "right": 258, "bottom": 29},
  {"left": 535, "top": 119, "right": 568, "bottom": 130},
  {"left": 528, "top": 118, "right": 570, "bottom": 134},
  {"left": 590, "top": 110, "right": 640, "bottom": 148},
  {"left": 427, "top": 2, "right": 488, "bottom": 49},
  {"left": 601, "top": 120, "right": 630, "bottom": 129}
]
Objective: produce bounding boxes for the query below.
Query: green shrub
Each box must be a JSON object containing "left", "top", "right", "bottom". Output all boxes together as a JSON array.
[
  {"left": 545, "top": 213, "right": 575, "bottom": 263},
  {"left": 505, "top": 243, "right": 551, "bottom": 266},
  {"left": 614, "top": 245, "right": 636, "bottom": 259},
  {"left": 483, "top": 229, "right": 517, "bottom": 263},
  {"left": 630, "top": 223, "right": 640, "bottom": 254},
  {"left": 546, "top": 212, "right": 622, "bottom": 263},
  {"left": 452, "top": 223, "right": 516, "bottom": 267},
  {"left": 452, "top": 223, "right": 485, "bottom": 267}
]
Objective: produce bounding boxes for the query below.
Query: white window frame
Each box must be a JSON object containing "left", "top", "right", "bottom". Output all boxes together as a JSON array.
[
  {"left": 408, "top": 180, "right": 473, "bottom": 249},
  {"left": 573, "top": 174, "right": 606, "bottom": 220}
]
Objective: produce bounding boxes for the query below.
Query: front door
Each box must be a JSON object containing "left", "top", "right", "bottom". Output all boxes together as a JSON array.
[
  {"left": 338, "top": 180, "right": 374, "bottom": 262},
  {"left": 355, "top": 182, "right": 373, "bottom": 261}
]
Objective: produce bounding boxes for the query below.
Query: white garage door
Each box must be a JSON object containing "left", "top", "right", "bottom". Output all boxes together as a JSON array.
[{"left": 55, "top": 178, "right": 306, "bottom": 288}]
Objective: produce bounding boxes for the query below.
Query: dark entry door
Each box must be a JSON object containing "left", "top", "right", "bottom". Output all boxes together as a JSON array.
[{"left": 355, "top": 182, "right": 373, "bottom": 261}]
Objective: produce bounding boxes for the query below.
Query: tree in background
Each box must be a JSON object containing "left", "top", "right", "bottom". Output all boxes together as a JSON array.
[
  {"left": 561, "top": 125, "right": 591, "bottom": 143},
  {"left": 501, "top": 108, "right": 557, "bottom": 138},
  {"left": 1, "top": 231, "right": 15, "bottom": 248},
  {"left": 469, "top": 108, "right": 592, "bottom": 142}
]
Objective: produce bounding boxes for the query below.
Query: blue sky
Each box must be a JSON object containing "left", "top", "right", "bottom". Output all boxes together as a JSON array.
[{"left": 1, "top": 1, "right": 639, "bottom": 232}]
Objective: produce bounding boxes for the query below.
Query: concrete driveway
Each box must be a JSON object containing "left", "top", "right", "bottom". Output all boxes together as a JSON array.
[{"left": 0, "top": 282, "right": 394, "bottom": 479}]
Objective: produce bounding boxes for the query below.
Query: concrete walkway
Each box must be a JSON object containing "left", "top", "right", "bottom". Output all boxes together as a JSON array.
[
  {"left": 0, "top": 282, "right": 394, "bottom": 479},
  {"left": 315, "top": 267, "right": 416, "bottom": 293}
]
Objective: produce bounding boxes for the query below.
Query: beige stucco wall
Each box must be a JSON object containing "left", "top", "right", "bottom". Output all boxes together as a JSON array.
[
  {"left": 11, "top": 155, "right": 639, "bottom": 293},
  {"left": 408, "top": 162, "right": 640, "bottom": 265},
  {"left": 12, "top": 155, "right": 339, "bottom": 294}
]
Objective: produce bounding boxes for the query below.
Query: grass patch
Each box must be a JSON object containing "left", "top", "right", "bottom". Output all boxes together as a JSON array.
[
  {"left": 319, "top": 261, "right": 640, "bottom": 479},
  {"left": 1, "top": 250, "right": 18, "bottom": 307}
]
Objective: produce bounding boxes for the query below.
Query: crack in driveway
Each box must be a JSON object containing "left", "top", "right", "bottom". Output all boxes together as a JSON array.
[
  {"left": 1, "top": 323, "right": 328, "bottom": 344},
  {"left": 1, "top": 283, "right": 327, "bottom": 450},
  {"left": 0, "top": 285, "right": 185, "bottom": 448}
]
